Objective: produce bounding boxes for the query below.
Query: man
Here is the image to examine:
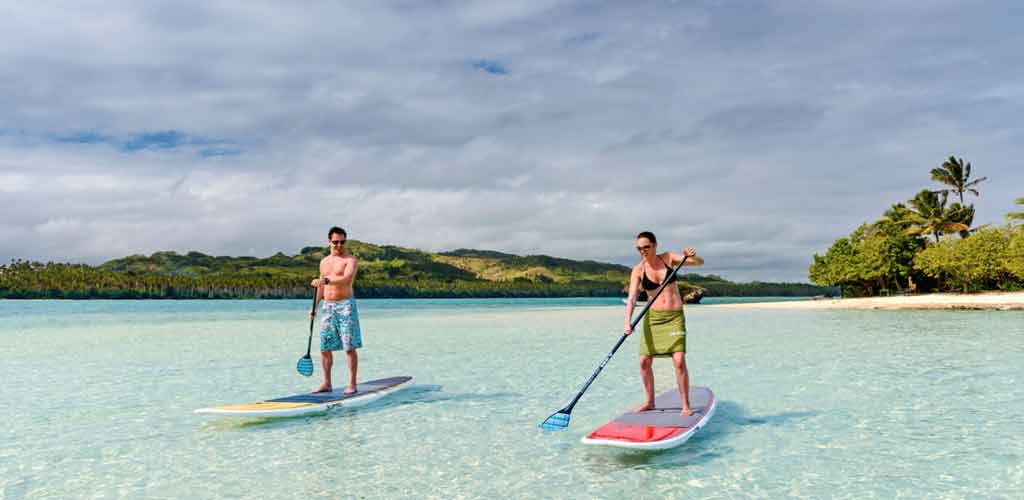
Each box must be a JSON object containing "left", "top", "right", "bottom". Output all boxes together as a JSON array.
[{"left": 309, "top": 226, "right": 362, "bottom": 393}]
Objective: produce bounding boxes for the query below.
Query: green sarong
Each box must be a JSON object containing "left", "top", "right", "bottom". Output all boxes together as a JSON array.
[{"left": 640, "top": 308, "right": 686, "bottom": 357}]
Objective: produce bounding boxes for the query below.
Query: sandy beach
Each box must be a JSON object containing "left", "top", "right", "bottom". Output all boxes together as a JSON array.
[{"left": 706, "top": 292, "right": 1024, "bottom": 311}]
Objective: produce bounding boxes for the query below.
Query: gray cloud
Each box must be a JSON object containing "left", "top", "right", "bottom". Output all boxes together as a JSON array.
[{"left": 2, "top": 1, "right": 1023, "bottom": 281}]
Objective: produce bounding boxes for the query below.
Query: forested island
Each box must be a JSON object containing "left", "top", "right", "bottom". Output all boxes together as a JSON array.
[
  {"left": 810, "top": 156, "right": 1024, "bottom": 296},
  {"left": 0, "top": 242, "right": 834, "bottom": 299}
]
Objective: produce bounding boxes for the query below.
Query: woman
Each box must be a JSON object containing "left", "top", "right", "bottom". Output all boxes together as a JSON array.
[{"left": 624, "top": 231, "right": 704, "bottom": 416}]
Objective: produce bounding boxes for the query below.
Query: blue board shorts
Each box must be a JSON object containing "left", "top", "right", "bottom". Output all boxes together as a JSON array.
[{"left": 319, "top": 298, "right": 362, "bottom": 352}]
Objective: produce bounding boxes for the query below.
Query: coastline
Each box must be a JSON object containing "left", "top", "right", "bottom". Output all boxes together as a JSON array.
[{"left": 705, "top": 292, "right": 1024, "bottom": 311}]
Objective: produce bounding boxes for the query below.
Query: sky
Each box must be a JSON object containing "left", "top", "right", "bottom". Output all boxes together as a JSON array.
[{"left": 1, "top": 1, "right": 1022, "bottom": 282}]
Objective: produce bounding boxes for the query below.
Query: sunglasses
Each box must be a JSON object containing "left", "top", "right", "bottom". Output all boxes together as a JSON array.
[
  {"left": 636, "top": 245, "right": 652, "bottom": 252},
  {"left": 330, "top": 240, "right": 347, "bottom": 245}
]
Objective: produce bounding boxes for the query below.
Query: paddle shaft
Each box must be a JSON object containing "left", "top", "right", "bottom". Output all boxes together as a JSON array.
[
  {"left": 561, "top": 255, "right": 689, "bottom": 414},
  {"left": 306, "top": 286, "right": 319, "bottom": 357}
]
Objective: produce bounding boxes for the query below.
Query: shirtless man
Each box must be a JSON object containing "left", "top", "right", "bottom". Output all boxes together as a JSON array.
[{"left": 308, "top": 226, "right": 362, "bottom": 394}]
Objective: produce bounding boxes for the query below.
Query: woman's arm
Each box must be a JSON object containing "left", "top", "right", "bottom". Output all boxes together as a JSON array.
[{"left": 666, "top": 247, "right": 703, "bottom": 266}]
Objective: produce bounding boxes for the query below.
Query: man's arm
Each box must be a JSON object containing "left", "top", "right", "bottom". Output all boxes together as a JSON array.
[
  {"left": 311, "top": 259, "right": 331, "bottom": 287},
  {"left": 324, "top": 258, "right": 358, "bottom": 286}
]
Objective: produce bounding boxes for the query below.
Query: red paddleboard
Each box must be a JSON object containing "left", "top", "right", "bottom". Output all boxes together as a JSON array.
[{"left": 581, "top": 386, "right": 715, "bottom": 450}]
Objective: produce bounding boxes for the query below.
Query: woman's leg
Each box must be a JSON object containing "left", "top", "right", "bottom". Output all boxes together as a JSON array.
[
  {"left": 672, "top": 352, "right": 693, "bottom": 416},
  {"left": 635, "top": 355, "right": 655, "bottom": 411}
]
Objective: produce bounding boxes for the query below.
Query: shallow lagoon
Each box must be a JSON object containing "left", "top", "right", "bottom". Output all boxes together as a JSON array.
[{"left": 2, "top": 299, "right": 1021, "bottom": 499}]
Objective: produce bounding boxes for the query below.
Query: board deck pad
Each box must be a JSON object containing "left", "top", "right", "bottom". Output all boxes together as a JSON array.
[
  {"left": 612, "top": 387, "right": 712, "bottom": 427},
  {"left": 581, "top": 386, "right": 716, "bottom": 450},
  {"left": 266, "top": 376, "right": 411, "bottom": 404},
  {"left": 195, "top": 376, "right": 413, "bottom": 417}
]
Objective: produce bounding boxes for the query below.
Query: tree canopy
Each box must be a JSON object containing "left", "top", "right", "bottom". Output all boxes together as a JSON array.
[{"left": 810, "top": 156, "right": 1023, "bottom": 295}]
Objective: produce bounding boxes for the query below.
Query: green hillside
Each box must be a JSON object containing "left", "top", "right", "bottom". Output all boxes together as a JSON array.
[{"left": 0, "top": 241, "right": 836, "bottom": 299}]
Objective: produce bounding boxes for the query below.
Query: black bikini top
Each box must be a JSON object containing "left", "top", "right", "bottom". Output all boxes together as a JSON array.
[{"left": 641, "top": 256, "right": 676, "bottom": 291}]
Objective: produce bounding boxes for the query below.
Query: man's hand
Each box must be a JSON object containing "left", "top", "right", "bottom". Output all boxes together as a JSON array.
[
  {"left": 682, "top": 247, "right": 696, "bottom": 258},
  {"left": 311, "top": 277, "right": 329, "bottom": 287}
]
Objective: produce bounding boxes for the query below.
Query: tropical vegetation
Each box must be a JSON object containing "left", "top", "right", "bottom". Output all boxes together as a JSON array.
[
  {"left": 1008, "top": 198, "right": 1024, "bottom": 224},
  {"left": 810, "top": 157, "right": 1024, "bottom": 295},
  {"left": 1, "top": 242, "right": 836, "bottom": 299}
]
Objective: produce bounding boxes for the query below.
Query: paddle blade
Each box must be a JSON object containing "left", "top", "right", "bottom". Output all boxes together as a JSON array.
[
  {"left": 539, "top": 410, "right": 571, "bottom": 431},
  {"left": 296, "top": 356, "right": 314, "bottom": 377}
]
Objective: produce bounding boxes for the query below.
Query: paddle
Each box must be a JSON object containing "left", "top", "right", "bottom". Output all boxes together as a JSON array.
[
  {"left": 296, "top": 285, "right": 318, "bottom": 377},
  {"left": 540, "top": 254, "right": 689, "bottom": 431}
]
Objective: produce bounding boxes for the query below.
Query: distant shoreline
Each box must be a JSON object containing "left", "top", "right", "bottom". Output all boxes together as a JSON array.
[{"left": 705, "top": 292, "right": 1024, "bottom": 311}]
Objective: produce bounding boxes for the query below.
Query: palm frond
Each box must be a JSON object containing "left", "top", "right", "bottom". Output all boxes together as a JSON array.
[
  {"left": 1008, "top": 198, "right": 1024, "bottom": 222},
  {"left": 964, "top": 176, "right": 987, "bottom": 188}
]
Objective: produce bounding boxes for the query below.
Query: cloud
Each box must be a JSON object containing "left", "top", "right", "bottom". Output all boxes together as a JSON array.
[{"left": 1, "top": 1, "right": 1023, "bottom": 281}]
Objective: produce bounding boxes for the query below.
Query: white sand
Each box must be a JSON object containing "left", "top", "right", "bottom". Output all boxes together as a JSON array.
[{"left": 706, "top": 292, "right": 1024, "bottom": 311}]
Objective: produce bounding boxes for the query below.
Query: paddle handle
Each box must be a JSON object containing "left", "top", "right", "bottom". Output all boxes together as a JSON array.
[
  {"left": 306, "top": 285, "right": 319, "bottom": 357},
  {"left": 562, "top": 255, "right": 689, "bottom": 413}
]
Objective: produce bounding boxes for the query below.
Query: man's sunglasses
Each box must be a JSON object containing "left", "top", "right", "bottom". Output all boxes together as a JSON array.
[{"left": 330, "top": 240, "right": 347, "bottom": 245}]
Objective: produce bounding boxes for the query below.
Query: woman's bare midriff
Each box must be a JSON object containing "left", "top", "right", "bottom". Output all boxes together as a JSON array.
[{"left": 650, "top": 290, "right": 684, "bottom": 312}]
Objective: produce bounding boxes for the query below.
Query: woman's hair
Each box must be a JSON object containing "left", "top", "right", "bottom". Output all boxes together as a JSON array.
[{"left": 636, "top": 231, "right": 657, "bottom": 244}]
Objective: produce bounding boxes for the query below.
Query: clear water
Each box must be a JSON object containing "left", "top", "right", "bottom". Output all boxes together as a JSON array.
[{"left": 1, "top": 299, "right": 1021, "bottom": 499}]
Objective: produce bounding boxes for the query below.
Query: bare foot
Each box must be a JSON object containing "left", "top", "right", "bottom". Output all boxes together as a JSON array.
[
  {"left": 343, "top": 385, "right": 357, "bottom": 395},
  {"left": 633, "top": 402, "right": 655, "bottom": 412},
  {"left": 680, "top": 407, "right": 694, "bottom": 417},
  {"left": 313, "top": 384, "right": 332, "bottom": 393}
]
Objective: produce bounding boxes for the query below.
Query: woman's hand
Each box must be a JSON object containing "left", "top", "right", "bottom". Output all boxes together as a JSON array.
[
  {"left": 682, "top": 247, "right": 696, "bottom": 258},
  {"left": 624, "top": 322, "right": 634, "bottom": 336}
]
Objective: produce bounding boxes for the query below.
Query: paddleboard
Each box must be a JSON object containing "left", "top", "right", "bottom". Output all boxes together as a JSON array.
[
  {"left": 581, "top": 386, "right": 715, "bottom": 450},
  {"left": 195, "top": 376, "right": 413, "bottom": 418}
]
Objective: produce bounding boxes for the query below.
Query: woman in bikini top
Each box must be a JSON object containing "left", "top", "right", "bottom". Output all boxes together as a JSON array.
[
  {"left": 626, "top": 232, "right": 695, "bottom": 316},
  {"left": 641, "top": 256, "right": 678, "bottom": 291},
  {"left": 623, "top": 230, "right": 705, "bottom": 416}
]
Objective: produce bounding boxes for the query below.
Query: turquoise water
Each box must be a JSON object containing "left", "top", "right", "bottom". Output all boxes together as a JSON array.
[{"left": 1, "top": 298, "right": 1021, "bottom": 499}]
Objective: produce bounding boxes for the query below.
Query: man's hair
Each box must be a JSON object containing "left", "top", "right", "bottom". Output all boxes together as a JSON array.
[
  {"left": 636, "top": 231, "right": 657, "bottom": 244},
  {"left": 328, "top": 226, "right": 347, "bottom": 238}
]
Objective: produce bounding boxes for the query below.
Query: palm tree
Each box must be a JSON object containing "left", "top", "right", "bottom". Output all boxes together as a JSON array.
[
  {"left": 1009, "top": 197, "right": 1024, "bottom": 224},
  {"left": 878, "top": 203, "right": 915, "bottom": 230},
  {"left": 904, "top": 189, "right": 969, "bottom": 243},
  {"left": 947, "top": 202, "right": 976, "bottom": 238},
  {"left": 931, "top": 156, "right": 987, "bottom": 204}
]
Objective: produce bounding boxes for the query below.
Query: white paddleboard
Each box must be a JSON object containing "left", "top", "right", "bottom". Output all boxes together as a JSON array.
[
  {"left": 195, "top": 376, "right": 413, "bottom": 418},
  {"left": 581, "top": 386, "right": 715, "bottom": 450}
]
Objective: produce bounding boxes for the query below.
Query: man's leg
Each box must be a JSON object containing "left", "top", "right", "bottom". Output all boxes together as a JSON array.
[
  {"left": 343, "top": 350, "right": 358, "bottom": 394},
  {"left": 635, "top": 355, "right": 655, "bottom": 412},
  {"left": 315, "top": 351, "right": 333, "bottom": 393},
  {"left": 672, "top": 352, "right": 693, "bottom": 416}
]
